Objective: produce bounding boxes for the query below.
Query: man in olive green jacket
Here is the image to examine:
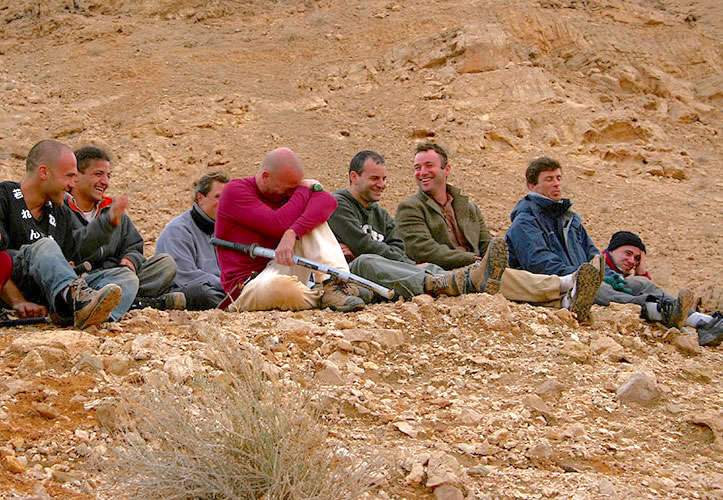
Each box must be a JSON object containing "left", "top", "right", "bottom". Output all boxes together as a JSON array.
[{"left": 396, "top": 143, "right": 602, "bottom": 323}]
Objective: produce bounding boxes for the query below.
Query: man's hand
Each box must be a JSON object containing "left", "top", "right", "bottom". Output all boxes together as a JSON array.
[
  {"left": 14, "top": 301, "right": 47, "bottom": 318},
  {"left": 299, "top": 179, "right": 320, "bottom": 189},
  {"left": 339, "top": 242, "right": 355, "bottom": 261},
  {"left": 109, "top": 194, "right": 130, "bottom": 227},
  {"left": 120, "top": 257, "right": 137, "bottom": 273},
  {"left": 415, "top": 263, "right": 430, "bottom": 267},
  {"left": 635, "top": 251, "right": 648, "bottom": 276},
  {"left": 274, "top": 229, "right": 297, "bottom": 266}
]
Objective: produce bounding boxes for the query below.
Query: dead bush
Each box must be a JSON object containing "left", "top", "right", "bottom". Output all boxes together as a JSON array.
[{"left": 98, "top": 333, "right": 377, "bottom": 499}]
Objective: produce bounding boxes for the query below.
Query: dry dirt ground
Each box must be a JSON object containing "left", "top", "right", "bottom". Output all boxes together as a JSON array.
[{"left": 0, "top": 0, "right": 721, "bottom": 498}]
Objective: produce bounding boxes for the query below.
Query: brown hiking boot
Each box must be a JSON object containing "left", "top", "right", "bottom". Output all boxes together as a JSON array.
[
  {"left": 424, "top": 271, "right": 466, "bottom": 297},
  {"left": 565, "top": 263, "right": 602, "bottom": 324},
  {"left": 659, "top": 288, "right": 695, "bottom": 330},
  {"left": 70, "top": 278, "right": 123, "bottom": 329},
  {"left": 468, "top": 237, "right": 508, "bottom": 295},
  {"left": 320, "top": 279, "right": 365, "bottom": 312}
]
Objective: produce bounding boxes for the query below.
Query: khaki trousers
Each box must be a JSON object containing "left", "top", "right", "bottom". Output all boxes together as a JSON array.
[
  {"left": 230, "top": 223, "right": 348, "bottom": 312},
  {"left": 500, "top": 268, "right": 562, "bottom": 307}
]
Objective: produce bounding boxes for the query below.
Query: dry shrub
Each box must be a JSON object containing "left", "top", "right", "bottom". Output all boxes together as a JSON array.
[{"left": 99, "top": 333, "right": 377, "bottom": 499}]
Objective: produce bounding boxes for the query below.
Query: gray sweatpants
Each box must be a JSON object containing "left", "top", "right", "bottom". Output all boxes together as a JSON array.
[
  {"left": 594, "top": 275, "right": 670, "bottom": 306},
  {"left": 349, "top": 254, "right": 445, "bottom": 300},
  {"left": 137, "top": 253, "right": 177, "bottom": 298}
]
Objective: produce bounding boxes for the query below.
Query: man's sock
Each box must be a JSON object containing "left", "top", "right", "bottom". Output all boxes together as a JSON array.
[
  {"left": 645, "top": 302, "right": 663, "bottom": 322},
  {"left": 686, "top": 311, "right": 711, "bottom": 328},
  {"left": 559, "top": 273, "right": 575, "bottom": 293}
]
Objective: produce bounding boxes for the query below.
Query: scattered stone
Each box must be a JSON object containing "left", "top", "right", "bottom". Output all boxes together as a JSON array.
[
  {"left": 404, "top": 462, "right": 425, "bottom": 485},
  {"left": 528, "top": 441, "right": 553, "bottom": 460},
  {"left": 104, "top": 355, "right": 132, "bottom": 376},
  {"left": 598, "top": 478, "right": 617, "bottom": 496},
  {"left": 74, "top": 352, "right": 104, "bottom": 373},
  {"left": 394, "top": 421, "right": 419, "bottom": 438},
  {"left": 316, "top": 360, "right": 345, "bottom": 385},
  {"left": 689, "top": 412, "right": 723, "bottom": 453},
  {"left": 31, "top": 403, "right": 60, "bottom": 420},
  {"left": 163, "top": 355, "right": 198, "bottom": 382},
  {"left": 699, "top": 284, "right": 723, "bottom": 313},
  {"left": 673, "top": 334, "right": 701, "bottom": 355},
  {"left": 434, "top": 484, "right": 464, "bottom": 500},
  {"left": 10, "top": 330, "right": 102, "bottom": 357},
  {"left": 17, "top": 350, "right": 46, "bottom": 377},
  {"left": 535, "top": 378, "right": 565, "bottom": 397},
  {"left": 522, "top": 394, "right": 554, "bottom": 420},
  {"left": 3, "top": 455, "right": 25, "bottom": 474},
  {"left": 426, "top": 451, "right": 462, "bottom": 488},
  {"left": 590, "top": 336, "right": 626, "bottom": 362},
  {"left": 616, "top": 372, "right": 660, "bottom": 406},
  {"left": 52, "top": 469, "right": 81, "bottom": 483},
  {"left": 466, "top": 464, "right": 490, "bottom": 476},
  {"left": 95, "top": 401, "right": 130, "bottom": 431},
  {"left": 560, "top": 340, "right": 593, "bottom": 363},
  {"left": 457, "top": 408, "right": 483, "bottom": 425}
]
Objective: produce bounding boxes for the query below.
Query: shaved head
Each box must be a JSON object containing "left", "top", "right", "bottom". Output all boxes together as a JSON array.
[
  {"left": 26, "top": 139, "right": 72, "bottom": 173},
  {"left": 260, "top": 147, "right": 303, "bottom": 177},
  {"left": 256, "top": 147, "right": 304, "bottom": 203}
]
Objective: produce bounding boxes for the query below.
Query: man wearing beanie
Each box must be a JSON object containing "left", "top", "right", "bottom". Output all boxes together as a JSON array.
[
  {"left": 602, "top": 231, "right": 722, "bottom": 346},
  {"left": 506, "top": 157, "right": 721, "bottom": 346}
]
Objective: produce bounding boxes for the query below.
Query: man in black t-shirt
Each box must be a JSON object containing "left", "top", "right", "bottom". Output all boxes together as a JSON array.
[{"left": 0, "top": 140, "right": 124, "bottom": 328}]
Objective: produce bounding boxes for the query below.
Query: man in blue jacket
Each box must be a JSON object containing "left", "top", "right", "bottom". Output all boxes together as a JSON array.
[{"left": 506, "top": 156, "right": 695, "bottom": 332}]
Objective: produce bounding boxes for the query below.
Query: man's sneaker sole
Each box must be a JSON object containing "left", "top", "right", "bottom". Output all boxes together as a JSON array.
[
  {"left": 74, "top": 284, "right": 122, "bottom": 329},
  {"left": 667, "top": 289, "right": 694, "bottom": 330},
  {"left": 472, "top": 238, "right": 508, "bottom": 294},
  {"left": 570, "top": 264, "right": 600, "bottom": 324}
]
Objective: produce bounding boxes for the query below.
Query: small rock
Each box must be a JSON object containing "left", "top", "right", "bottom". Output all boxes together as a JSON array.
[
  {"left": 316, "top": 360, "right": 345, "bottom": 385},
  {"left": 52, "top": 469, "right": 81, "bottom": 483},
  {"left": 404, "top": 462, "right": 425, "bottom": 485},
  {"left": 689, "top": 412, "right": 723, "bottom": 452},
  {"left": 394, "top": 421, "right": 419, "bottom": 438},
  {"left": 598, "top": 478, "right": 617, "bottom": 496},
  {"left": 466, "top": 464, "right": 490, "bottom": 476},
  {"left": 457, "top": 408, "right": 483, "bottom": 425},
  {"left": 74, "top": 352, "right": 104, "bottom": 373},
  {"left": 104, "top": 355, "right": 132, "bottom": 376},
  {"left": 163, "top": 355, "right": 198, "bottom": 382},
  {"left": 616, "top": 372, "right": 660, "bottom": 406},
  {"left": 590, "top": 336, "right": 626, "bottom": 362},
  {"left": 673, "top": 334, "right": 701, "bottom": 355},
  {"left": 3, "top": 455, "right": 25, "bottom": 474},
  {"left": 522, "top": 394, "right": 554, "bottom": 419},
  {"left": 528, "top": 441, "right": 553, "bottom": 460},
  {"left": 535, "top": 378, "right": 565, "bottom": 396},
  {"left": 17, "top": 350, "right": 46, "bottom": 377},
  {"left": 426, "top": 451, "right": 462, "bottom": 488},
  {"left": 95, "top": 402, "right": 129, "bottom": 431},
  {"left": 336, "top": 339, "right": 354, "bottom": 352},
  {"left": 32, "top": 402, "right": 60, "bottom": 419},
  {"left": 434, "top": 484, "right": 464, "bottom": 500},
  {"left": 560, "top": 341, "right": 593, "bottom": 363}
]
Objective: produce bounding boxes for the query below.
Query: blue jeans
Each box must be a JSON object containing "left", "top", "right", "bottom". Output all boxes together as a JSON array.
[
  {"left": 85, "top": 267, "right": 139, "bottom": 321},
  {"left": 12, "top": 238, "right": 138, "bottom": 322}
]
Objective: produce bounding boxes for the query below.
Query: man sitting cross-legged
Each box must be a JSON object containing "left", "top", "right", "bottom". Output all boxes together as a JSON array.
[
  {"left": 395, "top": 143, "right": 602, "bottom": 322},
  {"left": 156, "top": 171, "right": 229, "bottom": 310},
  {"left": 65, "top": 146, "right": 184, "bottom": 313},
  {"left": 328, "top": 150, "right": 506, "bottom": 301},
  {"left": 215, "top": 147, "right": 365, "bottom": 312},
  {"left": 0, "top": 140, "right": 123, "bottom": 328}
]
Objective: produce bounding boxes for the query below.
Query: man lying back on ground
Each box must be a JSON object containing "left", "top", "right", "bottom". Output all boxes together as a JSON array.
[
  {"left": 395, "top": 142, "right": 602, "bottom": 322},
  {"left": 0, "top": 140, "right": 122, "bottom": 328},
  {"left": 156, "top": 171, "right": 229, "bottom": 310},
  {"left": 215, "top": 147, "right": 364, "bottom": 312}
]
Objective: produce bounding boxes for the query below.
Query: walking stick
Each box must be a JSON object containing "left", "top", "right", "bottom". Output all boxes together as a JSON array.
[{"left": 211, "top": 238, "right": 395, "bottom": 299}]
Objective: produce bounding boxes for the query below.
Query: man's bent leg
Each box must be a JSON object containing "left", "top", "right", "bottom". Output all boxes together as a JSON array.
[
  {"left": 499, "top": 269, "right": 562, "bottom": 306},
  {"left": 231, "top": 262, "right": 322, "bottom": 312},
  {"left": 182, "top": 282, "right": 226, "bottom": 310},
  {"left": 85, "top": 267, "right": 139, "bottom": 321},
  {"left": 350, "top": 254, "right": 440, "bottom": 299},
  {"left": 16, "top": 238, "right": 77, "bottom": 311},
  {"left": 137, "top": 254, "right": 177, "bottom": 297},
  {"left": 296, "top": 223, "right": 349, "bottom": 282}
]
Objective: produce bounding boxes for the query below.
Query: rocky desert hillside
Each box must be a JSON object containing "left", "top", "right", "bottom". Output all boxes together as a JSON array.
[{"left": 0, "top": 0, "right": 721, "bottom": 498}]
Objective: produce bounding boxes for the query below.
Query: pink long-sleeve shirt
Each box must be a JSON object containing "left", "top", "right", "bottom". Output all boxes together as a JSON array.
[{"left": 215, "top": 176, "right": 338, "bottom": 292}]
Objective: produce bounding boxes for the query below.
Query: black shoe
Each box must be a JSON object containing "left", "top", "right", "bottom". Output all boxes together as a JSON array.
[
  {"left": 131, "top": 292, "right": 186, "bottom": 311},
  {"left": 697, "top": 312, "right": 723, "bottom": 347}
]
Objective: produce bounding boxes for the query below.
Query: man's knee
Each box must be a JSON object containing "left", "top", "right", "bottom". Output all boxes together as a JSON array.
[
  {"left": 350, "top": 254, "right": 377, "bottom": 274},
  {"left": 238, "top": 274, "right": 316, "bottom": 311},
  {"left": 22, "top": 237, "right": 61, "bottom": 258}
]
